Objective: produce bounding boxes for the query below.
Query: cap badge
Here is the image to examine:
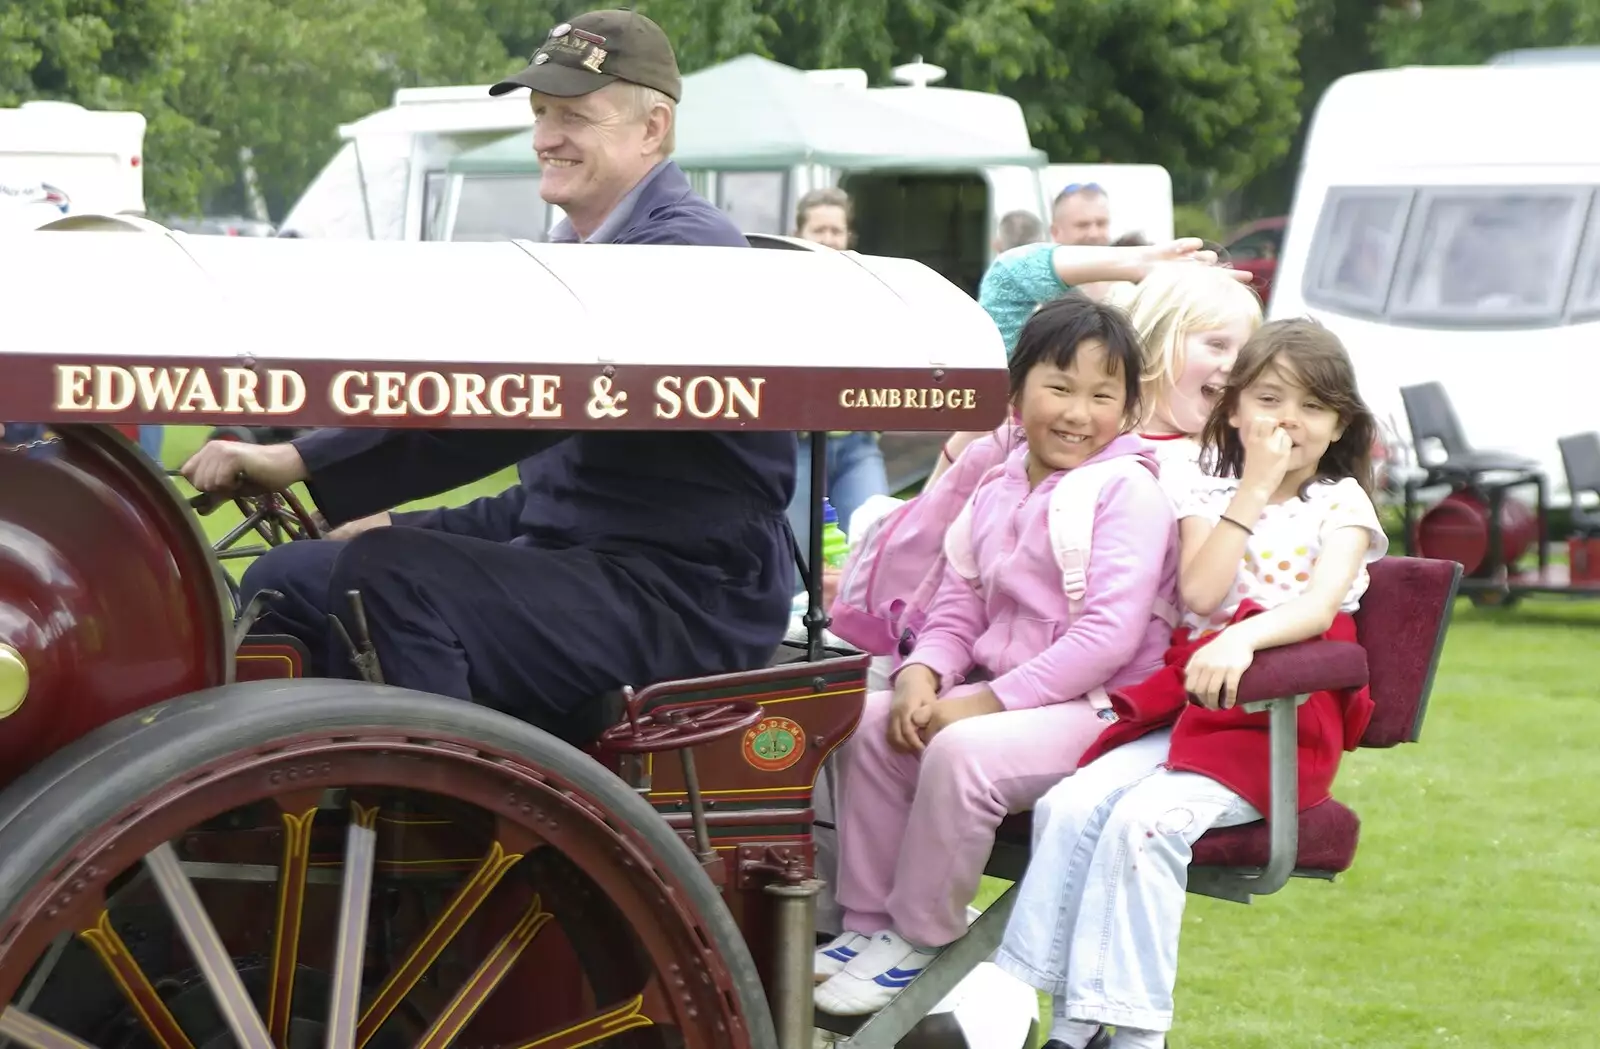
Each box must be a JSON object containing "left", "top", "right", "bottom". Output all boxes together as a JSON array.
[
  {"left": 582, "top": 46, "right": 608, "bottom": 73},
  {"left": 549, "top": 22, "right": 571, "bottom": 38},
  {"left": 533, "top": 52, "right": 549, "bottom": 64}
]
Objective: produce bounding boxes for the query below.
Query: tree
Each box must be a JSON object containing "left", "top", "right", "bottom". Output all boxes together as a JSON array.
[
  {"left": 643, "top": 0, "right": 1305, "bottom": 199},
  {"left": 165, "top": 0, "right": 521, "bottom": 220},
  {"left": 1373, "top": 0, "right": 1600, "bottom": 66},
  {"left": 0, "top": 0, "right": 219, "bottom": 214}
]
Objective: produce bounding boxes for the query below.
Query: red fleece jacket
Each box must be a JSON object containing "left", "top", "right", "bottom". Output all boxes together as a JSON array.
[{"left": 1075, "top": 600, "right": 1373, "bottom": 815}]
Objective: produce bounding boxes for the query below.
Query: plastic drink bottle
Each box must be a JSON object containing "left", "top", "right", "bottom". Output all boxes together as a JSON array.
[{"left": 821, "top": 498, "right": 850, "bottom": 569}]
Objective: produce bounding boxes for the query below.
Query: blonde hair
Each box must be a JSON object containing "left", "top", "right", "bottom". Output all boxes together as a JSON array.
[
  {"left": 617, "top": 82, "right": 676, "bottom": 155},
  {"left": 1111, "top": 266, "right": 1264, "bottom": 429}
]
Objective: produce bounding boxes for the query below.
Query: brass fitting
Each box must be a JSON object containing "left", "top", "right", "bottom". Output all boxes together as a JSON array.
[{"left": 0, "top": 644, "right": 27, "bottom": 719}]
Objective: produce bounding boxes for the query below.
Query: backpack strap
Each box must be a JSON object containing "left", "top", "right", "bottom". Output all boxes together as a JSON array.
[
  {"left": 1048, "top": 458, "right": 1183, "bottom": 713},
  {"left": 943, "top": 462, "right": 1008, "bottom": 584},
  {"left": 1046, "top": 458, "right": 1121, "bottom": 619}
]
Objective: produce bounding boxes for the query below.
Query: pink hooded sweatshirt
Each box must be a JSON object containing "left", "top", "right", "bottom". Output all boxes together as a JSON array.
[{"left": 903, "top": 433, "right": 1179, "bottom": 711}]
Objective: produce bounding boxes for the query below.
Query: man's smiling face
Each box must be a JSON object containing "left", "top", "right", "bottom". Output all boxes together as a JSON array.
[{"left": 530, "top": 83, "right": 660, "bottom": 235}]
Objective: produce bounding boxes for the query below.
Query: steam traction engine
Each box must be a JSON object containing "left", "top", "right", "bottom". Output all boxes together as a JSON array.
[{"left": 0, "top": 222, "right": 1013, "bottom": 1049}]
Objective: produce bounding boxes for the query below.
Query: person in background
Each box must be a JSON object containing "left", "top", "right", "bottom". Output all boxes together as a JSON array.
[
  {"left": 789, "top": 187, "right": 889, "bottom": 569},
  {"left": 1051, "top": 184, "right": 1115, "bottom": 301},
  {"left": 1, "top": 423, "right": 47, "bottom": 447},
  {"left": 1051, "top": 183, "right": 1112, "bottom": 247},
  {"left": 993, "top": 209, "right": 1046, "bottom": 255},
  {"left": 138, "top": 427, "right": 164, "bottom": 466}
]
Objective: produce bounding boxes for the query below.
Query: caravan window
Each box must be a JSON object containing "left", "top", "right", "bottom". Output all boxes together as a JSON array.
[
  {"left": 1304, "top": 190, "right": 1412, "bottom": 316},
  {"left": 717, "top": 172, "right": 788, "bottom": 235},
  {"left": 421, "top": 171, "right": 449, "bottom": 241},
  {"left": 451, "top": 175, "right": 549, "bottom": 242},
  {"left": 1390, "top": 189, "right": 1588, "bottom": 324},
  {"left": 1572, "top": 201, "right": 1600, "bottom": 320}
]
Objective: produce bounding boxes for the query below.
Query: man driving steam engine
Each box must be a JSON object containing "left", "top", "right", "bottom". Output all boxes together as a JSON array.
[{"left": 182, "top": 10, "right": 797, "bottom": 746}]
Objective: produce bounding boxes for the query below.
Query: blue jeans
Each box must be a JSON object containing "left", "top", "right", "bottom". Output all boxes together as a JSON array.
[
  {"left": 787, "top": 431, "right": 888, "bottom": 590},
  {"left": 992, "top": 729, "right": 1260, "bottom": 1034},
  {"left": 138, "top": 425, "right": 165, "bottom": 466}
]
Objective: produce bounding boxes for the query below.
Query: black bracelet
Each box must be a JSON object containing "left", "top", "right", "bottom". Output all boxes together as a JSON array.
[{"left": 1219, "top": 514, "right": 1253, "bottom": 536}]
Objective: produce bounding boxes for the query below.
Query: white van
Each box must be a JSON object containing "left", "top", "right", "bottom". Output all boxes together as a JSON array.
[
  {"left": 1270, "top": 63, "right": 1600, "bottom": 500},
  {"left": 281, "top": 85, "right": 534, "bottom": 241},
  {"left": 0, "top": 101, "right": 146, "bottom": 230}
]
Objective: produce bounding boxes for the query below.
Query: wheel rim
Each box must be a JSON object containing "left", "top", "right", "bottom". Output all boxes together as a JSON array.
[{"left": 0, "top": 725, "right": 756, "bottom": 1049}]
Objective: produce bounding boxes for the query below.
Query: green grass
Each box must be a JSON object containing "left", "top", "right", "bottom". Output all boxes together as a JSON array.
[{"left": 161, "top": 425, "right": 1600, "bottom": 1047}]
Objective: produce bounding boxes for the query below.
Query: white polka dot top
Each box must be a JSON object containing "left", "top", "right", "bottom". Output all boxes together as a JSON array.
[{"left": 1176, "top": 475, "right": 1389, "bottom": 635}]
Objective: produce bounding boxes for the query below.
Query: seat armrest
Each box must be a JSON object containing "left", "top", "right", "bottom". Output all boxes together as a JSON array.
[{"left": 1234, "top": 640, "right": 1368, "bottom": 709}]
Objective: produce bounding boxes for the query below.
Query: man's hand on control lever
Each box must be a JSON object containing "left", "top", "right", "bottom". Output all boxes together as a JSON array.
[{"left": 181, "top": 440, "right": 308, "bottom": 497}]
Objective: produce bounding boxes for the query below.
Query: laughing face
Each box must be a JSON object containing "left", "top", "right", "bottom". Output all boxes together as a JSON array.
[
  {"left": 530, "top": 84, "right": 664, "bottom": 237},
  {"left": 1159, "top": 316, "right": 1254, "bottom": 435},
  {"left": 1018, "top": 337, "right": 1129, "bottom": 484}
]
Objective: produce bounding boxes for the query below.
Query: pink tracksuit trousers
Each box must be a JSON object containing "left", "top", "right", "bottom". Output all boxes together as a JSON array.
[{"left": 833, "top": 686, "right": 1110, "bottom": 947}]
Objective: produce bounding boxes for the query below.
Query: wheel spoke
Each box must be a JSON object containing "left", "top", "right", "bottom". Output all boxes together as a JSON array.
[
  {"left": 268, "top": 807, "right": 319, "bottom": 1048},
  {"left": 0, "top": 1008, "right": 98, "bottom": 1049},
  {"left": 410, "top": 895, "right": 552, "bottom": 1049},
  {"left": 77, "top": 911, "right": 195, "bottom": 1049},
  {"left": 355, "top": 840, "right": 526, "bottom": 1049},
  {"left": 499, "top": 994, "right": 655, "bottom": 1049},
  {"left": 326, "top": 802, "right": 380, "bottom": 1049},
  {"left": 144, "top": 842, "right": 274, "bottom": 1049}
]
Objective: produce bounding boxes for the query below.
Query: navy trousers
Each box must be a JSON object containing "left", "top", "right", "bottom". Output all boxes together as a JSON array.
[{"left": 240, "top": 527, "right": 750, "bottom": 746}]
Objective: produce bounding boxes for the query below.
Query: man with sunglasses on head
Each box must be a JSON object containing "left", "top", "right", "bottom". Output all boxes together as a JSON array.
[{"left": 1050, "top": 182, "right": 1112, "bottom": 247}]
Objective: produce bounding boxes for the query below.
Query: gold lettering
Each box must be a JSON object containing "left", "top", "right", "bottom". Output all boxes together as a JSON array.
[
  {"left": 223, "top": 368, "right": 264, "bottom": 413},
  {"left": 452, "top": 373, "right": 491, "bottom": 416},
  {"left": 654, "top": 376, "right": 683, "bottom": 419},
  {"left": 684, "top": 376, "right": 724, "bottom": 420},
  {"left": 331, "top": 371, "right": 371, "bottom": 414},
  {"left": 488, "top": 374, "right": 528, "bottom": 417},
  {"left": 372, "top": 371, "right": 408, "bottom": 416},
  {"left": 527, "top": 375, "right": 562, "bottom": 419},
  {"left": 724, "top": 377, "right": 764, "bottom": 419},
  {"left": 133, "top": 366, "right": 187, "bottom": 412},
  {"left": 409, "top": 372, "right": 450, "bottom": 417},
  {"left": 838, "top": 386, "right": 981, "bottom": 412},
  {"left": 95, "top": 367, "right": 136, "bottom": 412},
  {"left": 180, "top": 368, "right": 222, "bottom": 413},
  {"left": 268, "top": 370, "right": 305, "bottom": 413},
  {"left": 54, "top": 365, "right": 93, "bottom": 411}
]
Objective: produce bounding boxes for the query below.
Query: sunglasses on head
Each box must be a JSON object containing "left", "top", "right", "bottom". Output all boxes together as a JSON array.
[{"left": 1057, "top": 182, "right": 1104, "bottom": 198}]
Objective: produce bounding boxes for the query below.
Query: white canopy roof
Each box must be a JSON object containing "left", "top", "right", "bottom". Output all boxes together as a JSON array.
[{"left": 0, "top": 222, "right": 1008, "bottom": 432}]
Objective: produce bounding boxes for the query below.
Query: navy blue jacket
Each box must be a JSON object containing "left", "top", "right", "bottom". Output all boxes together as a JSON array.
[{"left": 291, "top": 162, "right": 797, "bottom": 667}]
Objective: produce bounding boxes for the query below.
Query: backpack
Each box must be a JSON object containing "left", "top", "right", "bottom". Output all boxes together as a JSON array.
[
  {"left": 829, "top": 435, "right": 1181, "bottom": 706},
  {"left": 828, "top": 424, "right": 1020, "bottom": 659}
]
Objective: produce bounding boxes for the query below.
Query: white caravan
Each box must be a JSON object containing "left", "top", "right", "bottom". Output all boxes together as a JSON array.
[
  {"left": 280, "top": 85, "right": 534, "bottom": 241},
  {"left": 1270, "top": 63, "right": 1600, "bottom": 500},
  {"left": 0, "top": 102, "right": 146, "bottom": 232}
]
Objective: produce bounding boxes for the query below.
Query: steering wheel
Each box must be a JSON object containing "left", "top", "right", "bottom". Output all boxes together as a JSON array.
[
  {"left": 596, "top": 697, "right": 764, "bottom": 755},
  {"left": 179, "top": 481, "right": 324, "bottom": 612}
]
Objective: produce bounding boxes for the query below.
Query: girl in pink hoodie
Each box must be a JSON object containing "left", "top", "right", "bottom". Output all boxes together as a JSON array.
[{"left": 815, "top": 294, "right": 1182, "bottom": 1017}]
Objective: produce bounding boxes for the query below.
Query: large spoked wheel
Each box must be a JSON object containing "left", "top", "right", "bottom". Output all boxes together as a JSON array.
[{"left": 0, "top": 681, "right": 777, "bottom": 1049}]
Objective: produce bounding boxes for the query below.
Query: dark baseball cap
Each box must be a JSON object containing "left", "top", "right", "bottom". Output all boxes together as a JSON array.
[{"left": 489, "top": 10, "right": 682, "bottom": 102}]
